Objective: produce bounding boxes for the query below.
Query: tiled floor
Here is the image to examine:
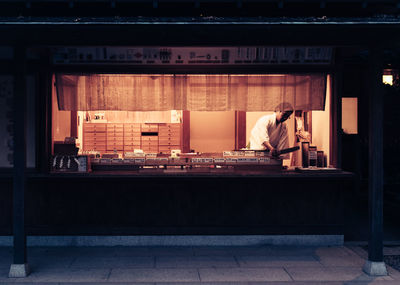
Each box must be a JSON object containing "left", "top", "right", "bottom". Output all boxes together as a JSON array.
[{"left": 0, "top": 245, "right": 399, "bottom": 284}]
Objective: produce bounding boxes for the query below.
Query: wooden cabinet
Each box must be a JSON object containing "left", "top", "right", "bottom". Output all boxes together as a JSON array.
[
  {"left": 158, "top": 123, "right": 182, "bottom": 154},
  {"left": 123, "top": 124, "right": 141, "bottom": 151},
  {"left": 141, "top": 135, "right": 159, "bottom": 153},
  {"left": 83, "top": 123, "right": 106, "bottom": 151},
  {"left": 106, "top": 123, "right": 124, "bottom": 151},
  {"left": 83, "top": 123, "right": 182, "bottom": 154}
]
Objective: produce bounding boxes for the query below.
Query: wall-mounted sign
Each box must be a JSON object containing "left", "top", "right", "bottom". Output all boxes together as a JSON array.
[{"left": 52, "top": 46, "right": 333, "bottom": 65}]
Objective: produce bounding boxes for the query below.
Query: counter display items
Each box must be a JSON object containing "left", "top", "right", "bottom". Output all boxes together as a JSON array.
[
  {"left": 88, "top": 146, "right": 299, "bottom": 173},
  {"left": 51, "top": 155, "right": 89, "bottom": 172}
]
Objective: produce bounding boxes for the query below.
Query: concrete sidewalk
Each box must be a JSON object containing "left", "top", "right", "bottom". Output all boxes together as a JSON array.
[{"left": 0, "top": 245, "right": 399, "bottom": 284}]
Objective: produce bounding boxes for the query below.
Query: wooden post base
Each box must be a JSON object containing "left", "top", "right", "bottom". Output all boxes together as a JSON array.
[
  {"left": 9, "top": 264, "right": 30, "bottom": 278},
  {"left": 363, "top": 260, "right": 387, "bottom": 276}
]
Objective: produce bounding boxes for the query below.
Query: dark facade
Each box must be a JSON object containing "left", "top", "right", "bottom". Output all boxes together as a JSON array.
[{"left": 0, "top": 0, "right": 399, "bottom": 276}]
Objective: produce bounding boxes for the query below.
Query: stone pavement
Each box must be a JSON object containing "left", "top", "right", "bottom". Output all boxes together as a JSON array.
[{"left": 0, "top": 245, "right": 400, "bottom": 284}]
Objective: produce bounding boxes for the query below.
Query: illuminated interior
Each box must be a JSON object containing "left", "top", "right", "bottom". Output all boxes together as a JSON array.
[{"left": 52, "top": 73, "right": 332, "bottom": 172}]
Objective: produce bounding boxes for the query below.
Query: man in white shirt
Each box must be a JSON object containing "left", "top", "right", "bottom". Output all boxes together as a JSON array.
[{"left": 249, "top": 102, "right": 293, "bottom": 158}]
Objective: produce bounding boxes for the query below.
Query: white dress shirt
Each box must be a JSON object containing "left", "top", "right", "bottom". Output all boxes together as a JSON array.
[{"left": 249, "top": 113, "right": 290, "bottom": 158}]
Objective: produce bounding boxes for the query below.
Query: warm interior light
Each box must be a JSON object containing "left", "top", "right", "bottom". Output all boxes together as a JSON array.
[
  {"left": 342, "top": 98, "right": 358, "bottom": 135},
  {"left": 383, "top": 75, "right": 393, "bottom": 85}
]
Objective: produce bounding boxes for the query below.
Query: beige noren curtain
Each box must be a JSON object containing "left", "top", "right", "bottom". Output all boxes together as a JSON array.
[{"left": 56, "top": 74, "right": 326, "bottom": 111}]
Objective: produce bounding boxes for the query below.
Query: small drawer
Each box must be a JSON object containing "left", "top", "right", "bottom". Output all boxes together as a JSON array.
[
  {"left": 108, "top": 123, "right": 123, "bottom": 128},
  {"left": 85, "top": 144, "right": 106, "bottom": 151},
  {"left": 123, "top": 146, "right": 138, "bottom": 151},
  {"left": 84, "top": 125, "right": 95, "bottom": 132},
  {"left": 84, "top": 133, "right": 107, "bottom": 140},
  {"left": 84, "top": 124, "right": 107, "bottom": 132},
  {"left": 106, "top": 146, "right": 124, "bottom": 151},
  {"left": 86, "top": 133, "right": 106, "bottom": 138},
  {"left": 142, "top": 147, "right": 159, "bottom": 152},
  {"left": 107, "top": 135, "right": 124, "bottom": 141},
  {"left": 159, "top": 124, "right": 181, "bottom": 130},
  {"left": 159, "top": 138, "right": 181, "bottom": 145},
  {"left": 140, "top": 140, "right": 158, "bottom": 146},
  {"left": 159, "top": 145, "right": 180, "bottom": 153},
  {"left": 124, "top": 138, "right": 141, "bottom": 144},
  {"left": 141, "top": 136, "right": 158, "bottom": 142},
  {"left": 84, "top": 138, "right": 106, "bottom": 143},
  {"left": 107, "top": 141, "right": 124, "bottom": 146},
  {"left": 141, "top": 124, "right": 159, "bottom": 132},
  {"left": 158, "top": 131, "right": 177, "bottom": 137},
  {"left": 107, "top": 130, "right": 124, "bottom": 135},
  {"left": 124, "top": 130, "right": 142, "bottom": 137},
  {"left": 93, "top": 146, "right": 106, "bottom": 151},
  {"left": 124, "top": 143, "right": 141, "bottom": 148},
  {"left": 85, "top": 141, "right": 106, "bottom": 146},
  {"left": 159, "top": 129, "right": 181, "bottom": 136},
  {"left": 124, "top": 125, "right": 141, "bottom": 132},
  {"left": 83, "top": 133, "right": 95, "bottom": 140}
]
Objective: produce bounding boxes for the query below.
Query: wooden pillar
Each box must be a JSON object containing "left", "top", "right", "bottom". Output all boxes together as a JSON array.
[
  {"left": 363, "top": 47, "right": 387, "bottom": 276},
  {"left": 70, "top": 111, "right": 78, "bottom": 138},
  {"left": 182, "top": 111, "right": 190, "bottom": 153},
  {"left": 9, "top": 45, "right": 30, "bottom": 278},
  {"left": 235, "top": 111, "right": 246, "bottom": 150},
  {"left": 38, "top": 51, "right": 52, "bottom": 173},
  {"left": 331, "top": 48, "right": 343, "bottom": 168}
]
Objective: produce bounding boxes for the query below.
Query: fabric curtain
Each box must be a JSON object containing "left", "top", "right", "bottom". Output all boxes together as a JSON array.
[{"left": 56, "top": 74, "right": 326, "bottom": 111}]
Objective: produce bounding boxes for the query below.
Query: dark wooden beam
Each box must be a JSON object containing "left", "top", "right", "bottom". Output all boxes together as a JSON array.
[
  {"left": 1, "top": 22, "right": 400, "bottom": 47},
  {"left": 37, "top": 50, "right": 52, "bottom": 173},
  {"left": 331, "top": 48, "right": 343, "bottom": 168},
  {"left": 362, "top": 46, "right": 387, "bottom": 276},
  {"left": 182, "top": 110, "right": 190, "bottom": 153},
  {"left": 235, "top": 111, "right": 246, "bottom": 150},
  {"left": 9, "top": 45, "right": 30, "bottom": 277},
  {"left": 13, "top": 45, "right": 27, "bottom": 265},
  {"left": 70, "top": 111, "right": 78, "bottom": 138},
  {"left": 367, "top": 47, "right": 384, "bottom": 262}
]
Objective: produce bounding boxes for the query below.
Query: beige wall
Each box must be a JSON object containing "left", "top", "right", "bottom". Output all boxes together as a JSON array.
[
  {"left": 52, "top": 81, "right": 71, "bottom": 143},
  {"left": 342, "top": 98, "right": 358, "bottom": 134},
  {"left": 190, "top": 111, "right": 235, "bottom": 153},
  {"left": 311, "top": 75, "right": 331, "bottom": 166}
]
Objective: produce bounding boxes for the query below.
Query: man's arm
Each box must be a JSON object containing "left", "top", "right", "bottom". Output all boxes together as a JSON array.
[
  {"left": 262, "top": 141, "right": 278, "bottom": 156},
  {"left": 262, "top": 141, "right": 274, "bottom": 151},
  {"left": 261, "top": 116, "right": 277, "bottom": 154}
]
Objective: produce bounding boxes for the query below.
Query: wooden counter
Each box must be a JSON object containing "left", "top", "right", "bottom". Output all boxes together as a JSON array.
[{"left": 0, "top": 171, "right": 354, "bottom": 236}]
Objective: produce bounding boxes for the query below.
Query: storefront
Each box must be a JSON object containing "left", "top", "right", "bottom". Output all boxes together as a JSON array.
[
  {"left": 34, "top": 46, "right": 350, "bottom": 236},
  {"left": 0, "top": 0, "right": 397, "bottom": 276},
  {"left": 0, "top": 45, "right": 353, "bottom": 232}
]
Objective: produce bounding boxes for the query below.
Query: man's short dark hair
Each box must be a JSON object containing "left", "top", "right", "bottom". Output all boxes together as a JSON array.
[{"left": 274, "top": 102, "right": 294, "bottom": 113}]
